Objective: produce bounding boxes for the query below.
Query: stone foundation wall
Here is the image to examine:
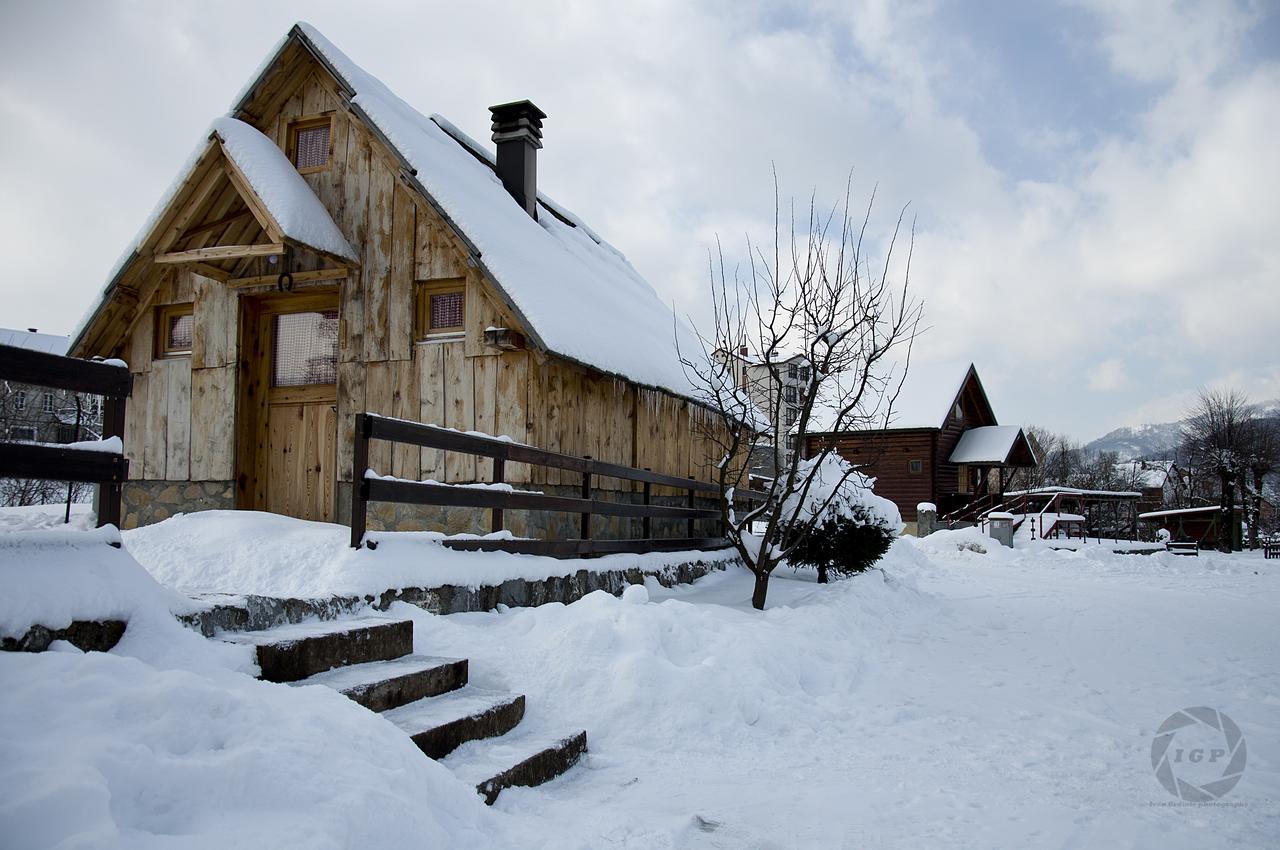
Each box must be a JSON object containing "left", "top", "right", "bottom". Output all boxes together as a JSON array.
[{"left": 121, "top": 480, "right": 235, "bottom": 529}]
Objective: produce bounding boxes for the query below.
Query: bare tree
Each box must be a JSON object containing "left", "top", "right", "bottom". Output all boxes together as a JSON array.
[
  {"left": 680, "top": 175, "right": 922, "bottom": 609},
  {"left": 1238, "top": 415, "right": 1279, "bottom": 548},
  {"left": 1181, "top": 388, "right": 1253, "bottom": 552}
]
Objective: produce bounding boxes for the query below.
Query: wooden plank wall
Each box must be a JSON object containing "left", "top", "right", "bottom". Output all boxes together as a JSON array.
[
  {"left": 806, "top": 430, "right": 935, "bottom": 522},
  {"left": 119, "top": 269, "right": 237, "bottom": 482}
]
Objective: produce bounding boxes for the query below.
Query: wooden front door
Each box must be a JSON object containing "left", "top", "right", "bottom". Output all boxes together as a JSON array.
[{"left": 238, "top": 292, "right": 339, "bottom": 522}]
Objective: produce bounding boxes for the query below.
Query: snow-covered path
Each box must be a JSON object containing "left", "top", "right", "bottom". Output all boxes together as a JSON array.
[{"left": 421, "top": 542, "right": 1280, "bottom": 849}]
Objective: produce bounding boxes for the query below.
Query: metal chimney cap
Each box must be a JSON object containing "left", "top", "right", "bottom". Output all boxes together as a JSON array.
[{"left": 488, "top": 100, "right": 547, "bottom": 123}]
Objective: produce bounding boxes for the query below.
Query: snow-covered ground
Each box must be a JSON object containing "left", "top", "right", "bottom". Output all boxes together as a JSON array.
[{"left": 2, "top": 510, "right": 1277, "bottom": 848}]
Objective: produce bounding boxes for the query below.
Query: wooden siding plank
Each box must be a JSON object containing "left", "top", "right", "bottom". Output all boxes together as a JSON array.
[
  {"left": 418, "top": 342, "right": 446, "bottom": 479},
  {"left": 442, "top": 341, "right": 475, "bottom": 482},
  {"left": 124, "top": 371, "right": 148, "bottom": 479},
  {"left": 164, "top": 358, "right": 192, "bottom": 480},
  {"left": 335, "top": 358, "right": 365, "bottom": 482},
  {"left": 363, "top": 361, "right": 393, "bottom": 476},
  {"left": 340, "top": 125, "right": 371, "bottom": 363},
  {"left": 388, "top": 185, "right": 416, "bottom": 361},
  {"left": 363, "top": 157, "right": 394, "bottom": 362},
  {"left": 191, "top": 274, "right": 234, "bottom": 369},
  {"left": 390, "top": 357, "right": 421, "bottom": 481},
  {"left": 472, "top": 355, "right": 497, "bottom": 482},
  {"left": 190, "top": 366, "right": 235, "bottom": 481},
  {"left": 143, "top": 360, "right": 170, "bottom": 479},
  {"left": 496, "top": 352, "right": 531, "bottom": 483}
]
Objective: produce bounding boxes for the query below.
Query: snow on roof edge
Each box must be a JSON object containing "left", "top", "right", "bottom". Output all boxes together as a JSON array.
[{"left": 289, "top": 21, "right": 709, "bottom": 403}]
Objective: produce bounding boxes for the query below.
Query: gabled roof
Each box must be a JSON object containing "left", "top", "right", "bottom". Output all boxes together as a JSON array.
[
  {"left": 72, "top": 117, "right": 358, "bottom": 353},
  {"left": 949, "top": 425, "right": 1037, "bottom": 466},
  {"left": 886, "top": 360, "right": 995, "bottom": 430},
  {"left": 241, "top": 22, "right": 704, "bottom": 400},
  {"left": 211, "top": 117, "right": 357, "bottom": 263}
]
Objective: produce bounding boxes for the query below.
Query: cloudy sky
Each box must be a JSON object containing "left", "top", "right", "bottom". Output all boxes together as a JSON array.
[{"left": 1, "top": 0, "right": 1276, "bottom": 440}]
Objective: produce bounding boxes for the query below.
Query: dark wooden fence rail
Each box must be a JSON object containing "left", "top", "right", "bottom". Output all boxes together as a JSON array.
[
  {"left": 0, "top": 343, "right": 131, "bottom": 528},
  {"left": 351, "top": 412, "right": 766, "bottom": 557}
]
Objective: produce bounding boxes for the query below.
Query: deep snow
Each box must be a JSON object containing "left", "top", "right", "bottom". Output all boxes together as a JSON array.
[{"left": 2, "top": 507, "right": 1277, "bottom": 848}]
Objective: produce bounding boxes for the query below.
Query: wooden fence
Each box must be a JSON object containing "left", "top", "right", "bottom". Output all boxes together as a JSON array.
[
  {"left": 0, "top": 343, "right": 131, "bottom": 528},
  {"left": 351, "top": 413, "right": 766, "bottom": 557}
]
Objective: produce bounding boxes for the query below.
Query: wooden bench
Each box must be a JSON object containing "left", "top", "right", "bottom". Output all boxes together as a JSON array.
[
  {"left": 1166, "top": 541, "right": 1199, "bottom": 557},
  {"left": 1264, "top": 542, "right": 1280, "bottom": 560}
]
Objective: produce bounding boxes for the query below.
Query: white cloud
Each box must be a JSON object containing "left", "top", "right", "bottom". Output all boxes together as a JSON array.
[{"left": 1089, "top": 358, "right": 1132, "bottom": 392}]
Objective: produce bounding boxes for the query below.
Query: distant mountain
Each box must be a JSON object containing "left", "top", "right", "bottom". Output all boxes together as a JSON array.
[
  {"left": 1084, "top": 399, "right": 1280, "bottom": 461},
  {"left": 1085, "top": 422, "right": 1183, "bottom": 460}
]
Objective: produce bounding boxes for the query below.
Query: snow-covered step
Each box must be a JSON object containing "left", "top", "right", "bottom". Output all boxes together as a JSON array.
[
  {"left": 295, "top": 654, "right": 468, "bottom": 712},
  {"left": 383, "top": 686, "right": 526, "bottom": 759},
  {"left": 220, "top": 616, "right": 413, "bottom": 683},
  {"left": 444, "top": 727, "right": 588, "bottom": 804}
]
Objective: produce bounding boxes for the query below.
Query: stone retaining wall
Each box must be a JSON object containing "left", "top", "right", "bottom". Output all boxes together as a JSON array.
[
  {"left": 121, "top": 480, "right": 235, "bottom": 529},
  {"left": 182, "top": 554, "right": 737, "bottom": 635}
]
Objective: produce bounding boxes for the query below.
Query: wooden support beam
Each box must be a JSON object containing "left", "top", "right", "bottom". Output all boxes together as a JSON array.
[
  {"left": 177, "top": 209, "right": 254, "bottom": 243},
  {"left": 215, "top": 141, "right": 285, "bottom": 243},
  {"left": 190, "top": 262, "right": 231, "bottom": 282},
  {"left": 154, "top": 243, "right": 285, "bottom": 265},
  {"left": 227, "top": 267, "right": 347, "bottom": 289}
]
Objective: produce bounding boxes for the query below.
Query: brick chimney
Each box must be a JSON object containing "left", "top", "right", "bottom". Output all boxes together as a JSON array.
[{"left": 489, "top": 100, "right": 546, "bottom": 220}]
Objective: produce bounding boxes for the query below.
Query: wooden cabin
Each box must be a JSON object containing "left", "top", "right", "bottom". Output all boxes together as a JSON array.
[
  {"left": 70, "top": 23, "right": 726, "bottom": 535},
  {"left": 803, "top": 362, "right": 1037, "bottom": 533}
]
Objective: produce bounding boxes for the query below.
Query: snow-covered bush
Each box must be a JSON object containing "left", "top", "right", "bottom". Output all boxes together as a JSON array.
[
  {"left": 782, "top": 454, "right": 902, "bottom": 583},
  {"left": 787, "top": 504, "right": 897, "bottom": 583}
]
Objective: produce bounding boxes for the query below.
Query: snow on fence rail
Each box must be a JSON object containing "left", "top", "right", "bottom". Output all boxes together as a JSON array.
[
  {"left": 0, "top": 343, "right": 131, "bottom": 528},
  {"left": 351, "top": 412, "right": 767, "bottom": 557}
]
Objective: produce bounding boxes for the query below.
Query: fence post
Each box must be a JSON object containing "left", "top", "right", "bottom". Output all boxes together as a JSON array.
[
  {"left": 580, "top": 456, "right": 592, "bottom": 540},
  {"left": 687, "top": 477, "right": 696, "bottom": 539},
  {"left": 491, "top": 457, "right": 505, "bottom": 534},
  {"left": 97, "top": 394, "right": 127, "bottom": 529},
  {"left": 642, "top": 470, "right": 652, "bottom": 541},
  {"left": 350, "top": 413, "right": 370, "bottom": 548}
]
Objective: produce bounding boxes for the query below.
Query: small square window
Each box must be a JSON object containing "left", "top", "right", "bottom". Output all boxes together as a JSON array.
[
  {"left": 909, "top": 459, "right": 923, "bottom": 474},
  {"left": 42, "top": 393, "right": 54, "bottom": 413},
  {"left": 157, "top": 304, "right": 194, "bottom": 357},
  {"left": 273, "top": 310, "right": 339, "bottom": 387},
  {"left": 14, "top": 390, "right": 26, "bottom": 411},
  {"left": 416, "top": 280, "right": 466, "bottom": 337},
  {"left": 290, "top": 116, "right": 332, "bottom": 173}
]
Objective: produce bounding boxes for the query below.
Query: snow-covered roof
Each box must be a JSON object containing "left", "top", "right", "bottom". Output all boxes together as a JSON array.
[
  {"left": 885, "top": 359, "right": 977, "bottom": 429},
  {"left": 949, "top": 426, "right": 1031, "bottom": 464},
  {"left": 288, "top": 23, "right": 704, "bottom": 399},
  {"left": 1114, "top": 460, "right": 1171, "bottom": 489},
  {"left": 0, "top": 328, "right": 69, "bottom": 356},
  {"left": 1006, "top": 486, "right": 1143, "bottom": 498},
  {"left": 210, "top": 117, "right": 357, "bottom": 263},
  {"left": 1138, "top": 505, "right": 1224, "bottom": 520}
]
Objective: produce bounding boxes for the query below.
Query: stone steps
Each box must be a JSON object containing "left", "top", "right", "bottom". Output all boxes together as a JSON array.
[
  {"left": 295, "top": 654, "right": 469, "bottom": 712},
  {"left": 221, "top": 616, "right": 413, "bottom": 682},
  {"left": 444, "top": 728, "right": 589, "bottom": 804},
  {"left": 220, "top": 613, "right": 584, "bottom": 802},
  {"left": 383, "top": 685, "right": 527, "bottom": 759}
]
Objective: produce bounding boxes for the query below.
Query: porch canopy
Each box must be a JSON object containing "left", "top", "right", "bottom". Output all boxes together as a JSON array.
[{"left": 948, "top": 425, "right": 1037, "bottom": 467}]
